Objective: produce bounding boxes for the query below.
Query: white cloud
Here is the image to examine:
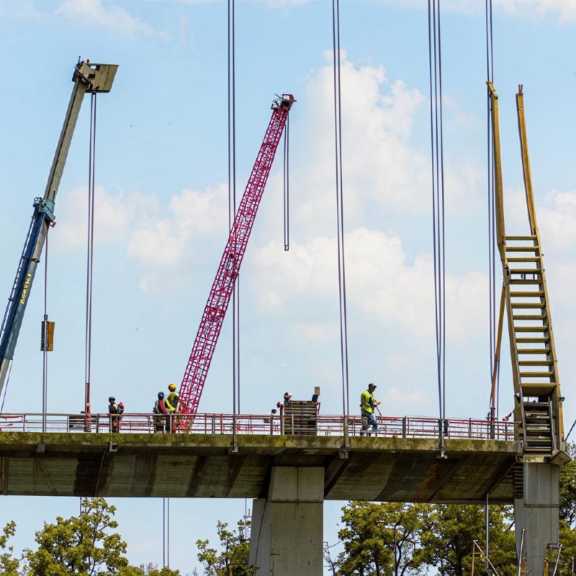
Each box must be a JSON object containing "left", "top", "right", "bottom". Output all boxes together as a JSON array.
[
  {"left": 540, "top": 190, "right": 576, "bottom": 250},
  {"left": 286, "top": 53, "right": 480, "bottom": 242},
  {"left": 127, "top": 184, "right": 227, "bottom": 272},
  {"left": 496, "top": 0, "right": 576, "bottom": 22},
  {"left": 172, "top": 0, "right": 312, "bottom": 5},
  {"left": 54, "top": 186, "right": 138, "bottom": 249},
  {"left": 379, "top": 0, "right": 576, "bottom": 21},
  {"left": 252, "top": 228, "right": 488, "bottom": 343},
  {"left": 54, "top": 183, "right": 227, "bottom": 291},
  {"left": 56, "top": 0, "right": 159, "bottom": 36},
  {"left": 55, "top": 55, "right": 483, "bottom": 307}
]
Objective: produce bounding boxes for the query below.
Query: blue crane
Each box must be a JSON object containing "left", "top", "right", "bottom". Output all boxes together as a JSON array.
[{"left": 0, "top": 60, "right": 118, "bottom": 399}]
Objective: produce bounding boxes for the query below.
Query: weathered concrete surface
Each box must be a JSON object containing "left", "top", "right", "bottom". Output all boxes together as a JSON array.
[
  {"left": 249, "top": 467, "right": 324, "bottom": 575},
  {"left": 515, "top": 463, "right": 560, "bottom": 575},
  {"left": 0, "top": 432, "right": 517, "bottom": 502}
]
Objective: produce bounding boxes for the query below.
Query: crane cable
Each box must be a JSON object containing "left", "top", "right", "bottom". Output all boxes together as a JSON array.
[
  {"left": 42, "top": 232, "right": 49, "bottom": 432},
  {"left": 283, "top": 112, "right": 290, "bottom": 252},
  {"left": 0, "top": 364, "right": 10, "bottom": 413},
  {"left": 332, "top": 0, "right": 351, "bottom": 431},
  {"left": 227, "top": 0, "right": 240, "bottom": 443},
  {"left": 84, "top": 93, "right": 97, "bottom": 418},
  {"left": 427, "top": 0, "right": 447, "bottom": 455},
  {"left": 486, "top": 0, "right": 498, "bottom": 420}
]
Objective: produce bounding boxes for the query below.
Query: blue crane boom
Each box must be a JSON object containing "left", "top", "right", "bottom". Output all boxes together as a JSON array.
[{"left": 0, "top": 60, "right": 118, "bottom": 399}]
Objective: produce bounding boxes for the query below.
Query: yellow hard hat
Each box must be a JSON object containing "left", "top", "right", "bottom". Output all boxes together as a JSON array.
[{"left": 168, "top": 383, "right": 177, "bottom": 392}]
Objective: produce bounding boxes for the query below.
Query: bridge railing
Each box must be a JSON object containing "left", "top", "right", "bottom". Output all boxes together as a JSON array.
[{"left": 0, "top": 412, "right": 516, "bottom": 441}]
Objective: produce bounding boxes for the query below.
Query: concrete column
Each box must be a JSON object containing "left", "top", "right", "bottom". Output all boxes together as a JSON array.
[
  {"left": 514, "top": 463, "right": 560, "bottom": 575},
  {"left": 249, "top": 467, "right": 324, "bottom": 576}
]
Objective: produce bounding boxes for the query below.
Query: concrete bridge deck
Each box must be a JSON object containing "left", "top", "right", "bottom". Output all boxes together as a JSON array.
[{"left": 0, "top": 414, "right": 518, "bottom": 503}]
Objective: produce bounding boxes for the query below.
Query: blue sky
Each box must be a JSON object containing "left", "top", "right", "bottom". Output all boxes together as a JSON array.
[{"left": 1, "top": 0, "right": 576, "bottom": 573}]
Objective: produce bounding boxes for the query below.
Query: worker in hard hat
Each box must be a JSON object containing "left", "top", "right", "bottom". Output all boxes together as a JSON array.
[
  {"left": 153, "top": 392, "right": 168, "bottom": 433},
  {"left": 165, "top": 384, "right": 180, "bottom": 433},
  {"left": 116, "top": 402, "right": 125, "bottom": 433},
  {"left": 360, "top": 383, "right": 380, "bottom": 437},
  {"left": 108, "top": 396, "right": 120, "bottom": 433}
]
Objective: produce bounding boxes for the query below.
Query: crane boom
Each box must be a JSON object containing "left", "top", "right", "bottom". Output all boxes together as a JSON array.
[
  {"left": 178, "top": 94, "right": 295, "bottom": 422},
  {"left": 0, "top": 60, "right": 117, "bottom": 398}
]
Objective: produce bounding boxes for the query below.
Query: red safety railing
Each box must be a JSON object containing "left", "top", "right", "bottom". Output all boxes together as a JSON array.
[{"left": 0, "top": 412, "right": 516, "bottom": 441}]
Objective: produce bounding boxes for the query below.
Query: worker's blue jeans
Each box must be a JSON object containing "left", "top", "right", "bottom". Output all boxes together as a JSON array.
[{"left": 361, "top": 412, "right": 378, "bottom": 435}]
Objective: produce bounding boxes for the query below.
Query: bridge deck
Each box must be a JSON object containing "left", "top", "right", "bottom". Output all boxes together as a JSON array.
[{"left": 0, "top": 425, "right": 518, "bottom": 503}]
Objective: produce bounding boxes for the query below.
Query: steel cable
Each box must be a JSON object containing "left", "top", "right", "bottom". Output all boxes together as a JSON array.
[
  {"left": 486, "top": 0, "right": 498, "bottom": 420},
  {"left": 283, "top": 113, "right": 290, "bottom": 252},
  {"left": 84, "top": 93, "right": 97, "bottom": 417},
  {"left": 162, "top": 497, "right": 171, "bottom": 568},
  {"left": 42, "top": 232, "right": 49, "bottom": 432},
  {"left": 484, "top": 2, "right": 496, "bottom": 564},
  {"left": 427, "top": 0, "right": 447, "bottom": 454},
  {"left": 0, "top": 361, "right": 11, "bottom": 413},
  {"left": 332, "top": 0, "right": 351, "bottom": 427},
  {"left": 227, "top": 0, "right": 240, "bottom": 435}
]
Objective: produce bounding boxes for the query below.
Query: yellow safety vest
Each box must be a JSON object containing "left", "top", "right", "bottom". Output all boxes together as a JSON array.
[
  {"left": 166, "top": 392, "right": 179, "bottom": 413},
  {"left": 360, "top": 390, "right": 374, "bottom": 414}
]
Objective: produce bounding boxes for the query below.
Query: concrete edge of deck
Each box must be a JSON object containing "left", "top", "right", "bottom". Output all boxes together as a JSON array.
[
  {"left": 0, "top": 432, "right": 519, "bottom": 503},
  {"left": 0, "top": 431, "right": 519, "bottom": 454}
]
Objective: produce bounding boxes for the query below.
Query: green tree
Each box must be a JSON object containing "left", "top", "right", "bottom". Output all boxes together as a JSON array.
[
  {"left": 336, "top": 502, "right": 426, "bottom": 576},
  {"left": 558, "top": 444, "right": 576, "bottom": 572},
  {"left": 560, "top": 445, "right": 576, "bottom": 527},
  {"left": 196, "top": 519, "right": 254, "bottom": 576},
  {"left": 24, "top": 498, "right": 132, "bottom": 576},
  {"left": 418, "top": 505, "right": 515, "bottom": 576},
  {"left": 0, "top": 521, "right": 20, "bottom": 576}
]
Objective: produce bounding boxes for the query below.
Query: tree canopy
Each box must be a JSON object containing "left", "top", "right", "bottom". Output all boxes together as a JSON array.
[
  {"left": 196, "top": 519, "right": 255, "bottom": 576},
  {"left": 1, "top": 499, "right": 180, "bottom": 576}
]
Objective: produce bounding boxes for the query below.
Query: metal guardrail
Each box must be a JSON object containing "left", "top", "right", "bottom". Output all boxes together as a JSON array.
[{"left": 0, "top": 412, "right": 516, "bottom": 441}]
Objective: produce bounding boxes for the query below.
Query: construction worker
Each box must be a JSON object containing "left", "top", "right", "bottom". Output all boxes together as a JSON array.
[
  {"left": 360, "top": 383, "right": 380, "bottom": 436},
  {"left": 153, "top": 392, "right": 168, "bottom": 433},
  {"left": 108, "top": 397, "right": 119, "bottom": 433},
  {"left": 165, "top": 383, "right": 179, "bottom": 433},
  {"left": 116, "top": 402, "right": 125, "bottom": 432}
]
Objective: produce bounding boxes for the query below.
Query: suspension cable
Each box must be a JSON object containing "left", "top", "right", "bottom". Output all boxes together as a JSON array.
[
  {"left": 283, "top": 112, "right": 290, "bottom": 252},
  {"left": 332, "top": 0, "right": 351, "bottom": 430},
  {"left": 427, "top": 0, "right": 447, "bottom": 455},
  {"left": 486, "top": 0, "right": 498, "bottom": 421},
  {"left": 84, "top": 93, "right": 97, "bottom": 418},
  {"left": 484, "top": 1, "right": 496, "bottom": 560},
  {"left": 228, "top": 0, "right": 240, "bottom": 440}
]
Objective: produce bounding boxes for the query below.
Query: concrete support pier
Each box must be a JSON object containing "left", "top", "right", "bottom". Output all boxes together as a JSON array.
[
  {"left": 249, "top": 467, "right": 324, "bottom": 576},
  {"left": 514, "top": 463, "right": 560, "bottom": 574}
]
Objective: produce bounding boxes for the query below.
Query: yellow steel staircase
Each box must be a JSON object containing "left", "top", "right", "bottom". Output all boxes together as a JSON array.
[{"left": 489, "top": 84, "right": 565, "bottom": 460}]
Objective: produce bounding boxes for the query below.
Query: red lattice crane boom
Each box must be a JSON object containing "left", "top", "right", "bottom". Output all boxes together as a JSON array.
[{"left": 178, "top": 94, "right": 295, "bottom": 424}]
